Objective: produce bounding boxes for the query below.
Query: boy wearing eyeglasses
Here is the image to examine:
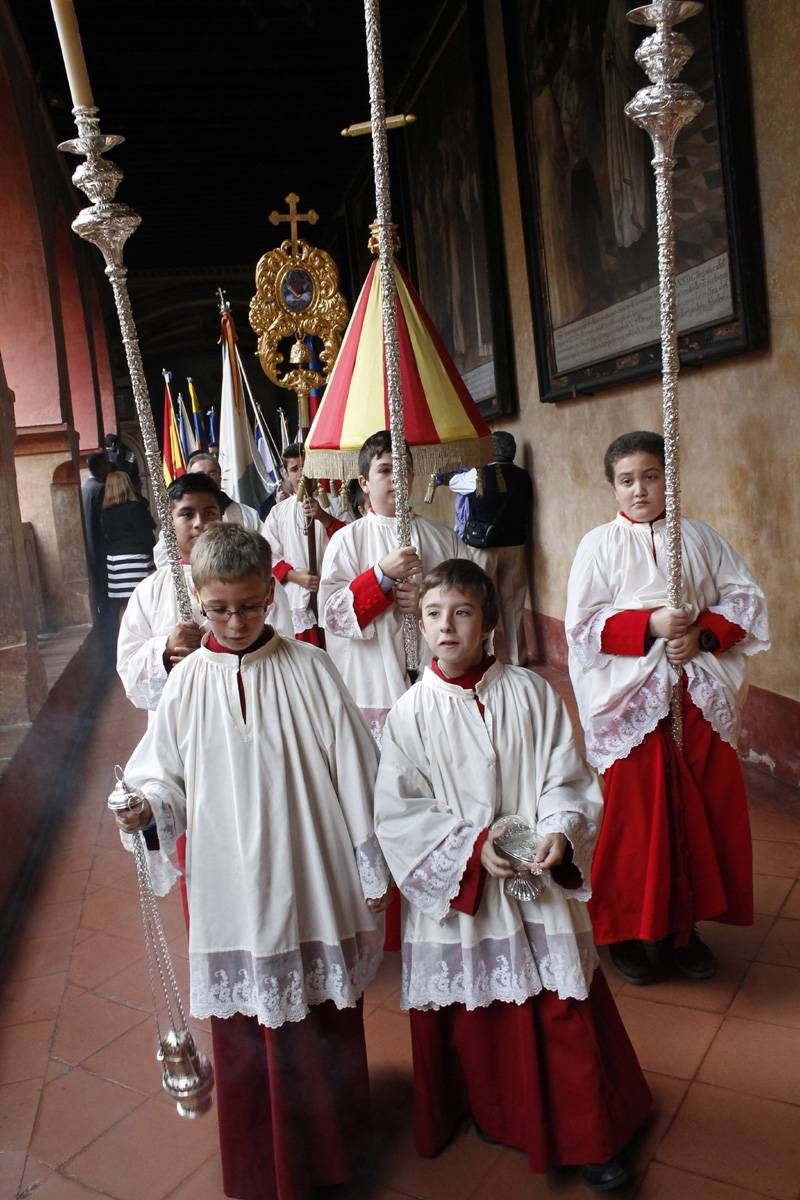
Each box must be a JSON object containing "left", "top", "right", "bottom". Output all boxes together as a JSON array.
[{"left": 116, "top": 522, "right": 391, "bottom": 1200}]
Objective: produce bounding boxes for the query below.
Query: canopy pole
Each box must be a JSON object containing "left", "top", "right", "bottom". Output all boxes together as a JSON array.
[
  {"left": 363, "top": 0, "right": 418, "bottom": 672},
  {"left": 625, "top": 0, "right": 704, "bottom": 745}
]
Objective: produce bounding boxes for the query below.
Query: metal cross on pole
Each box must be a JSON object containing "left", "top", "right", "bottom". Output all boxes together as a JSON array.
[
  {"left": 358, "top": 0, "right": 420, "bottom": 672},
  {"left": 268, "top": 193, "right": 319, "bottom": 258}
]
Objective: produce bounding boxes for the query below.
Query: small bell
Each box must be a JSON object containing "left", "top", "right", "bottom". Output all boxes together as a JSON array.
[
  {"left": 475, "top": 466, "right": 485, "bottom": 498},
  {"left": 158, "top": 1028, "right": 215, "bottom": 1119},
  {"left": 289, "top": 336, "right": 311, "bottom": 366}
]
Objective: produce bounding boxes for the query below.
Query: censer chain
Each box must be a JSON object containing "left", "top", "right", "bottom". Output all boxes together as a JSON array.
[{"left": 132, "top": 834, "right": 187, "bottom": 1037}]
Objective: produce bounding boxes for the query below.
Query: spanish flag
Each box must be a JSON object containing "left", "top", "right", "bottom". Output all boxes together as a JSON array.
[{"left": 161, "top": 370, "right": 186, "bottom": 486}]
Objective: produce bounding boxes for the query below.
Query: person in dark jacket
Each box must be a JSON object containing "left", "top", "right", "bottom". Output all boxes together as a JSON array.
[
  {"left": 450, "top": 431, "right": 533, "bottom": 664},
  {"left": 81, "top": 450, "right": 110, "bottom": 614},
  {"left": 100, "top": 470, "right": 155, "bottom": 615}
]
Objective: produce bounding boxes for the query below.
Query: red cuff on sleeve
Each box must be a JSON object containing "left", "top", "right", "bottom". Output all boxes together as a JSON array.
[
  {"left": 272, "top": 559, "right": 293, "bottom": 584},
  {"left": 325, "top": 517, "right": 345, "bottom": 539},
  {"left": 350, "top": 568, "right": 393, "bottom": 629},
  {"left": 696, "top": 610, "right": 745, "bottom": 654},
  {"left": 600, "top": 610, "right": 652, "bottom": 656},
  {"left": 450, "top": 828, "right": 489, "bottom": 916}
]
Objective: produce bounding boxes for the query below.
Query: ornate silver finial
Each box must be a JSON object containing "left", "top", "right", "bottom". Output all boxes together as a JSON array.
[{"left": 59, "top": 107, "right": 192, "bottom": 620}]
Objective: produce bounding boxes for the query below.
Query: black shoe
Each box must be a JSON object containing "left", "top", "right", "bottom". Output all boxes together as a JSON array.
[
  {"left": 608, "top": 939, "right": 665, "bottom": 986},
  {"left": 671, "top": 929, "right": 716, "bottom": 980},
  {"left": 580, "top": 1158, "right": 630, "bottom": 1191}
]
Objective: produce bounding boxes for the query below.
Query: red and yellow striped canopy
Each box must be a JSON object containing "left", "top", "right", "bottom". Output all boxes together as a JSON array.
[{"left": 304, "top": 259, "right": 492, "bottom": 480}]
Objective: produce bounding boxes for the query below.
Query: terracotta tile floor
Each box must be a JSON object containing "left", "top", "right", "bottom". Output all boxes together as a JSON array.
[{"left": 1, "top": 675, "right": 799, "bottom": 1200}]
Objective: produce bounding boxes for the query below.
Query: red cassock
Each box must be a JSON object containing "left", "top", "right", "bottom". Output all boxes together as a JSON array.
[
  {"left": 211, "top": 1001, "right": 372, "bottom": 1200},
  {"left": 409, "top": 825, "right": 651, "bottom": 1169},
  {"left": 589, "top": 609, "right": 753, "bottom": 946}
]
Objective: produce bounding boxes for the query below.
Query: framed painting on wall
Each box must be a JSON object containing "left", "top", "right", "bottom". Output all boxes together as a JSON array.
[
  {"left": 395, "top": 0, "right": 516, "bottom": 419},
  {"left": 502, "top": 0, "right": 768, "bottom": 402}
]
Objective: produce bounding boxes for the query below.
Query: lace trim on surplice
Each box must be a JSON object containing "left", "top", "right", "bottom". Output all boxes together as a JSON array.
[
  {"left": 584, "top": 664, "right": 671, "bottom": 774},
  {"left": 355, "top": 834, "right": 391, "bottom": 900},
  {"left": 710, "top": 590, "right": 770, "bottom": 649},
  {"left": 536, "top": 810, "right": 597, "bottom": 900},
  {"left": 402, "top": 921, "right": 598, "bottom": 1010},
  {"left": 191, "top": 931, "right": 384, "bottom": 1027},
  {"left": 322, "top": 586, "right": 375, "bottom": 641},
  {"left": 400, "top": 821, "right": 481, "bottom": 923}
]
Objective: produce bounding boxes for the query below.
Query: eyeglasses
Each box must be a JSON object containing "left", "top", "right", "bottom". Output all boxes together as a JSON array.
[{"left": 200, "top": 601, "right": 268, "bottom": 622}]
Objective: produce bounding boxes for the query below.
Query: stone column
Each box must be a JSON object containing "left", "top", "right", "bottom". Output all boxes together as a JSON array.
[{"left": 0, "top": 357, "right": 48, "bottom": 725}]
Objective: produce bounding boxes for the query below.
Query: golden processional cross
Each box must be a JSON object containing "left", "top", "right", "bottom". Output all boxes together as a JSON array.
[
  {"left": 250, "top": 192, "right": 348, "bottom": 435},
  {"left": 268, "top": 192, "right": 319, "bottom": 258}
]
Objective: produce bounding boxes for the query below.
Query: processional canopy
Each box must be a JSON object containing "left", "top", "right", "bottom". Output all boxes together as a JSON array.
[{"left": 303, "top": 241, "right": 493, "bottom": 483}]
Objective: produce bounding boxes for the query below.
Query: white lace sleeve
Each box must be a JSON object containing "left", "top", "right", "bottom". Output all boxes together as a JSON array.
[
  {"left": 710, "top": 590, "right": 770, "bottom": 652},
  {"left": 355, "top": 834, "right": 392, "bottom": 900},
  {"left": 322, "top": 584, "right": 377, "bottom": 641},
  {"left": 566, "top": 606, "right": 617, "bottom": 672},
  {"left": 536, "top": 811, "right": 597, "bottom": 902},
  {"left": 400, "top": 820, "right": 481, "bottom": 922}
]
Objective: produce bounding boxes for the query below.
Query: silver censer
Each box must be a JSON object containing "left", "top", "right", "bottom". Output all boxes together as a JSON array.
[{"left": 108, "top": 772, "right": 214, "bottom": 1118}]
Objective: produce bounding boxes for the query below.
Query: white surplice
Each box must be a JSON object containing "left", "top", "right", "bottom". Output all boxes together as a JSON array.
[
  {"left": 375, "top": 663, "right": 603, "bottom": 1009},
  {"left": 263, "top": 496, "right": 336, "bottom": 634},
  {"left": 117, "top": 562, "right": 293, "bottom": 712},
  {"left": 123, "top": 633, "right": 389, "bottom": 1028},
  {"left": 565, "top": 514, "right": 770, "bottom": 774},
  {"left": 319, "top": 510, "right": 471, "bottom": 739}
]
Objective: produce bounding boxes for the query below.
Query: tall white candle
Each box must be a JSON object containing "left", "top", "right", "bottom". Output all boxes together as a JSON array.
[{"left": 50, "top": 0, "right": 94, "bottom": 109}]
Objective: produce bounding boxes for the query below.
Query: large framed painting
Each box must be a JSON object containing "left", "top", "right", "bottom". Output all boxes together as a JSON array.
[
  {"left": 395, "top": 0, "right": 516, "bottom": 419},
  {"left": 502, "top": 0, "right": 768, "bottom": 402}
]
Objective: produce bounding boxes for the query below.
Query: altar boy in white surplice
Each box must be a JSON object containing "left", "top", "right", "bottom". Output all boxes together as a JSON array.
[
  {"left": 374, "top": 559, "right": 650, "bottom": 1193},
  {"left": 319, "top": 429, "right": 470, "bottom": 744},
  {"left": 115, "top": 524, "right": 391, "bottom": 1200}
]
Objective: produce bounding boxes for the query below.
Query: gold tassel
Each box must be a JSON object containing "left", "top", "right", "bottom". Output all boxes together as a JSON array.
[
  {"left": 424, "top": 472, "right": 437, "bottom": 504},
  {"left": 495, "top": 465, "right": 507, "bottom": 493},
  {"left": 475, "top": 466, "right": 485, "bottom": 498},
  {"left": 296, "top": 477, "right": 307, "bottom": 502}
]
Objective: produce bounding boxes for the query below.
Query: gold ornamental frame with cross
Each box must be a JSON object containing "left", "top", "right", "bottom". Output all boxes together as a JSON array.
[{"left": 249, "top": 192, "right": 349, "bottom": 433}]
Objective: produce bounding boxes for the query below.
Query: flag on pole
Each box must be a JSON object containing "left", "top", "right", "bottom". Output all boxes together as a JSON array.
[
  {"left": 187, "top": 378, "right": 207, "bottom": 451},
  {"left": 278, "top": 407, "right": 291, "bottom": 451},
  {"left": 218, "top": 306, "right": 270, "bottom": 509},
  {"left": 161, "top": 370, "right": 186, "bottom": 486},
  {"left": 176, "top": 392, "right": 198, "bottom": 462},
  {"left": 254, "top": 419, "right": 282, "bottom": 486}
]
